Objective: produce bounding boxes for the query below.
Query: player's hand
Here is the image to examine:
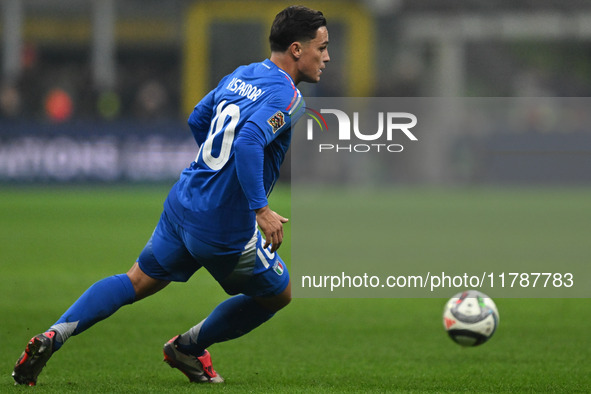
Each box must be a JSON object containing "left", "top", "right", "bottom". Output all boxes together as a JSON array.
[{"left": 255, "top": 205, "right": 289, "bottom": 253}]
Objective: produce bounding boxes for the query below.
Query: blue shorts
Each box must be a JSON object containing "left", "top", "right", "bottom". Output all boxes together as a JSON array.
[{"left": 137, "top": 211, "right": 289, "bottom": 298}]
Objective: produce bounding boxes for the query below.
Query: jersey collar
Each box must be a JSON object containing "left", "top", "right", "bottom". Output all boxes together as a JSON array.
[{"left": 263, "top": 58, "right": 296, "bottom": 86}]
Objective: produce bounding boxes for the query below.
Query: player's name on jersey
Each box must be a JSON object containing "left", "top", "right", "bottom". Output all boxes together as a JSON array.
[{"left": 226, "top": 78, "right": 265, "bottom": 102}]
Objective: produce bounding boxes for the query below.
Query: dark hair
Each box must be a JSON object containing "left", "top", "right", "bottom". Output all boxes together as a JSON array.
[{"left": 269, "top": 5, "right": 327, "bottom": 52}]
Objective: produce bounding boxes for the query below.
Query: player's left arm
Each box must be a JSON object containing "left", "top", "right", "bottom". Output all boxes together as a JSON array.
[
  {"left": 188, "top": 73, "right": 232, "bottom": 146},
  {"left": 188, "top": 90, "right": 215, "bottom": 146}
]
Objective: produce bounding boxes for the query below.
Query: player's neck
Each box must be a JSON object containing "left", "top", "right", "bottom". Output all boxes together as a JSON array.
[{"left": 269, "top": 52, "right": 300, "bottom": 85}]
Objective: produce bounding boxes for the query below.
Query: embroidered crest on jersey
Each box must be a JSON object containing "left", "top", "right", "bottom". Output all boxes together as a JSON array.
[
  {"left": 273, "top": 261, "right": 284, "bottom": 276},
  {"left": 267, "top": 111, "right": 285, "bottom": 134}
]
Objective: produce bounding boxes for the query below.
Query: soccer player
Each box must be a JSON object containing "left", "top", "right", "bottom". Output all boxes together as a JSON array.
[{"left": 12, "top": 5, "right": 329, "bottom": 386}]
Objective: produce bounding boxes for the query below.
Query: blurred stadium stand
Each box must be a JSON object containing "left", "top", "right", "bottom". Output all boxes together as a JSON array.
[{"left": 1, "top": 0, "right": 591, "bottom": 183}]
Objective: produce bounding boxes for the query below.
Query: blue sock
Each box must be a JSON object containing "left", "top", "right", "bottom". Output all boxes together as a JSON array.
[
  {"left": 49, "top": 274, "right": 136, "bottom": 351},
  {"left": 177, "top": 295, "right": 274, "bottom": 356}
]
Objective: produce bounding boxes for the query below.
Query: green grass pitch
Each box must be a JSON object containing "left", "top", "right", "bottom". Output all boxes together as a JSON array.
[{"left": 0, "top": 184, "right": 589, "bottom": 393}]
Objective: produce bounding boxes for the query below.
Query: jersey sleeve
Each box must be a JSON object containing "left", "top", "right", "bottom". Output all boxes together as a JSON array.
[
  {"left": 233, "top": 84, "right": 304, "bottom": 211},
  {"left": 187, "top": 89, "right": 215, "bottom": 146},
  {"left": 246, "top": 84, "right": 305, "bottom": 145},
  {"left": 187, "top": 73, "right": 235, "bottom": 146},
  {"left": 234, "top": 122, "right": 267, "bottom": 210}
]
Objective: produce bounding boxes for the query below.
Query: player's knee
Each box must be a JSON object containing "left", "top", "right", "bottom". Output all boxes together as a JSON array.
[
  {"left": 275, "top": 290, "right": 292, "bottom": 310},
  {"left": 255, "top": 282, "right": 291, "bottom": 312},
  {"left": 256, "top": 293, "right": 291, "bottom": 313},
  {"left": 126, "top": 262, "right": 169, "bottom": 301},
  {"left": 275, "top": 280, "right": 292, "bottom": 310}
]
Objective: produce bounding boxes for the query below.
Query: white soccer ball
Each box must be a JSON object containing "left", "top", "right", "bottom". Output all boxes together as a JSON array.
[{"left": 443, "top": 290, "right": 499, "bottom": 346}]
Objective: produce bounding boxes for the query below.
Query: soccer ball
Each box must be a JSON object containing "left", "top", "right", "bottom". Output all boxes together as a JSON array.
[{"left": 443, "top": 290, "right": 499, "bottom": 346}]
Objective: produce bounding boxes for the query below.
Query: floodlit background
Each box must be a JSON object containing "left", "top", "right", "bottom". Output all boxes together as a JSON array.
[{"left": 1, "top": 0, "right": 591, "bottom": 183}]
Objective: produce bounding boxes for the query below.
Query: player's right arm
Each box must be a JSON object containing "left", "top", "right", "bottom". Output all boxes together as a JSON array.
[
  {"left": 234, "top": 91, "right": 296, "bottom": 252},
  {"left": 255, "top": 205, "right": 288, "bottom": 253},
  {"left": 234, "top": 120, "right": 288, "bottom": 253}
]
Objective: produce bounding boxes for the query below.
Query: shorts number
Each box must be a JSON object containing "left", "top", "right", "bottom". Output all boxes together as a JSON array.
[{"left": 199, "top": 100, "right": 240, "bottom": 170}]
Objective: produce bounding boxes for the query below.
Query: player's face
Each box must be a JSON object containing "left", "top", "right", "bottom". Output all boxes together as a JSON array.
[{"left": 297, "top": 26, "right": 330, "bottom": 84}]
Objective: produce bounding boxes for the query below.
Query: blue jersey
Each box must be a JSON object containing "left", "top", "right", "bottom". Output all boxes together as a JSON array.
[{"left": 164, "top": 59, "right": 305, "bottom": 249}]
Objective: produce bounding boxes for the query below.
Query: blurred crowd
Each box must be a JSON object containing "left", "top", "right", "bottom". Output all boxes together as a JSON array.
[
  {"left": 4, "top": 39, "right": 591, "bottom": 124},
  {"left": 4, "top": 0, "right": 591, "bottom": 123},
  {"left": 1, "top": 42, "right": 180, "bottom": 122}
]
